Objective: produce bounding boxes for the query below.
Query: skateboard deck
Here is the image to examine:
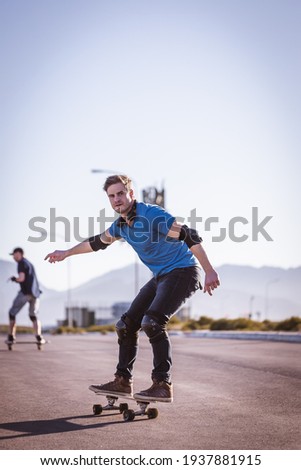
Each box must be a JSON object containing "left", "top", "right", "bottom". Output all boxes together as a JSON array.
[
  {"left": 5, "top": 340, "right": 50, "bottom": 351},
  {"left": 89, "top": 387, "right": 161, "bottom": 421}
]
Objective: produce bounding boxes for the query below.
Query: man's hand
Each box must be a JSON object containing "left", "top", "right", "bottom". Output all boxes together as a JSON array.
[
  {"left": 44, "top": 250, "right": 68, "bottom": 263},
  {"left": 204, "top": 269, "right": 220, "bottom": 296},
  {"left": 10, "top": 276, "right": 17, "bottom": 282}
]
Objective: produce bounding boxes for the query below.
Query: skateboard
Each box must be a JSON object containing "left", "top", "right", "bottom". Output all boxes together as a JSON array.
[
  {"left": 5, "top": 340, "right": 50, "bottom": 351},
  {"left": 89, "top": 388, "right": 159, "bottom": 421}
]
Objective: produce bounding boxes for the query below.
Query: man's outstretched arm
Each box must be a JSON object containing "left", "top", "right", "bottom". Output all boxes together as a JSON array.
[
  {"left": 44, "top": 240, "right": 93, "bottom": 263},
  {"left": 44, "top": 230, "right": 116, "bottom": 263}
]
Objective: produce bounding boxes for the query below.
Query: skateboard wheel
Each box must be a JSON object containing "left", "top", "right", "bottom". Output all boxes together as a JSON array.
[
  {"left": 93, "top": 404, "right": 103, "bottom": 415},
  {"left": 147, "top": 408, "right": 158, "bottom": 419},
  {"left": 119, "top": 403, "right": 128, "bottom": 413},
  {"left": 8, "top": 344, "right": 12, "bottom": 351},
  {"left": 123, "top": 409, "right": 135, "bottom": 421}
]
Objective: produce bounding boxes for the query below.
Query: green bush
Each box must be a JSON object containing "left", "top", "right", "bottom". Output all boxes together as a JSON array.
[
  {"left": 198, "top": 316, "right": 214, "bottom": 328},
  {"left": 86, "top": 324, "right": 116, "bottom": 334},
  {"left": 210, "top": 317, "right": 271, "bottom": 331},
  {"left": 231, "top": 318, "right": 263, "bottom": 331},
  {"left": 182, "top": 319, "right": 200, "bottom": 331},
  {"left": 167, "top": 315, "right": 182, "bottom": 327},
  {"left": 261, "top": 320, "right": 277, "bottom": 331},
  {"left": 0, "top": 325, "right": 34, "bottom": 334},
  {"left": 52, "top": 326, "right": 85, "bottom": 335},
  {"left": 274, "top": 316, "right": 301, "bottom": 332},
  {"left": 210, "top": 318, "right": 233, "bottom": 330}
]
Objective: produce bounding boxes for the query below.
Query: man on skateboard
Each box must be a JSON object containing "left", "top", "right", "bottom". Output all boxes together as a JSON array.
[
  {"left": 6, "top": 247, "right": 45, "bottom": 346},
  {"left": 45, "top": 175, "right": 220, "bottom": 402}
]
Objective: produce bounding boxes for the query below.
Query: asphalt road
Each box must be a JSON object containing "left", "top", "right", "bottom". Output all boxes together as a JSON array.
[{"left": 0, "top": 333, "right": 300, "bottom": 450}]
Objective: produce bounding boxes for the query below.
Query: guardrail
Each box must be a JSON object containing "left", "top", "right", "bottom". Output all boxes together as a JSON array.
[{"left": 170, "top": 330, "right": 301, "bottom": 343}]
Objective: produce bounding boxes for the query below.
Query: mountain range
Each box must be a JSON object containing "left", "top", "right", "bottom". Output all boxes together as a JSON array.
[{"left": 0, "top": 259, "right": 300, "bottom": 327}]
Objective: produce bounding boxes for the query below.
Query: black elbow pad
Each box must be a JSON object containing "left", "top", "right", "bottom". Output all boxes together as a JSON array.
[
  {"left": 87, "top": 234, "right": 108, "bottom": 251},
  {"left": 179, "top": 225, "right": 202, "bottom": 248}
]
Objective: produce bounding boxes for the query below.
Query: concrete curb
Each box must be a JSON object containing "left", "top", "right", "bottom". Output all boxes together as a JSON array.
[{"left": 170, "top": 330, "right": 301, "bottom": 343}]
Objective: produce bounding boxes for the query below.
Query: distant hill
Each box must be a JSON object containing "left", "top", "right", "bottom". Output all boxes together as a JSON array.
[{"left": 0, "top": 259, "right": 300, "bottom": 326}]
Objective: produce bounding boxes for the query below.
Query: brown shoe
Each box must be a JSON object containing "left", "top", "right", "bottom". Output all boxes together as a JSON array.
[
  {"left": 89, "top": 375, "right": 133, "bottom": 397},
  {"left": 134, "top": 380, "right": 173, "bottom": 402}
]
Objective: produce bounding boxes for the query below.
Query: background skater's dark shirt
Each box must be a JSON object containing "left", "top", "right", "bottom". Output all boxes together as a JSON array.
[{"left": 17, "top": 258, "right": 41, "bottom": 297}]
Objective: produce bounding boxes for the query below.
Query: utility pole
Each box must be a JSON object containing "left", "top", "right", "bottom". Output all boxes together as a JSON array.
[{"left": 264, "top": 279, "right": 279, "bottom": 320}]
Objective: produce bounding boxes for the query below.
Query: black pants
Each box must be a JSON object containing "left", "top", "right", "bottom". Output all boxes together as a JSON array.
[{"left": 116, "top": 265, "right": 202, "bottom": 382}]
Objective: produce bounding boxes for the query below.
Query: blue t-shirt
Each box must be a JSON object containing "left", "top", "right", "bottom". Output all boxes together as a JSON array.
[{"left": 108, "top": 202, "right": 197, "bottom": 277}]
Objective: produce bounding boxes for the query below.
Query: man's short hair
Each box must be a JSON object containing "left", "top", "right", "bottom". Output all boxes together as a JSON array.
[{"left": 103, "top": 175, "right": 133, "bottom": 192}]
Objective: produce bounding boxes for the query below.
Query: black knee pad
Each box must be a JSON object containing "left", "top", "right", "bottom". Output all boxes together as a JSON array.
[
  {"left": 29, "top": 315, "right": 37, "bottom": 322},
  {"left": 141, "top": 313, "right": 168, "bottom": 344},
  {"left": 115, "top": 314, "right": 139, "bottom": 344},
  {"left": 9, "top": 313, "right": 15, "bottom": 321}
]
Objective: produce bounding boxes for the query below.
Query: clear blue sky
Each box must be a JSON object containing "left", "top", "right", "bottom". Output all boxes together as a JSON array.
[{"left": 1, "top": 0, "right": 300, "bottom": 291}]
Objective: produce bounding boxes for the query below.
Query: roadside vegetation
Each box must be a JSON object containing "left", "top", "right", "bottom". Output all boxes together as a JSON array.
[
  {"left": 1, "top": 316, "right": 300, "bottom": 335},
  {"left": 169, "top": 315, "right": 301, "bottom": 332}
]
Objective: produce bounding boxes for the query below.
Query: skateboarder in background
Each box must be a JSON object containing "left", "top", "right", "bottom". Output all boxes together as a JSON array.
[
  {"left": 6, "top": 248, "right": 45, "bottom": 345},
  {"left": 45, "top": 175, "right": 220, "bottom": 402}
]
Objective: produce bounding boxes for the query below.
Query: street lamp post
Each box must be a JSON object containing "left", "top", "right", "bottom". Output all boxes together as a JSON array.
[
  {"left": 264, "top": 279, "right": 279, "bottom": 320},
  {"left": 50, "top": 232, "right": 72, "bottom": 327},
  {"left": 249, "top": 295, "right": 255, "bottom": 319}
]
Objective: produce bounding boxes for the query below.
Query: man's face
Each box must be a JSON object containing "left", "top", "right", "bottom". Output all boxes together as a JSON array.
[
  {"left": 13, "top": 252, "right": 23, "bottom": 262},
  {"left": 106, "top": 182, "right": 134, "bottom": 215}
]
